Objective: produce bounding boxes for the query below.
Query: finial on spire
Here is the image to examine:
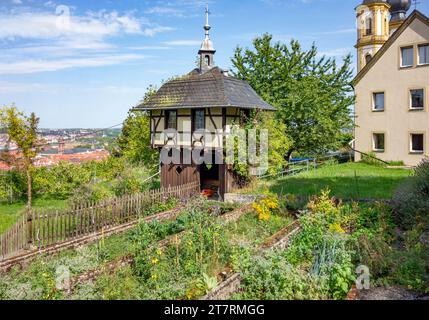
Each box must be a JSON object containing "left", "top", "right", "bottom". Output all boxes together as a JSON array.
[
  {"left": 205, "top": 4, "right": 210, "bottom": 27},
  {"left": 198, "top": 3, "right": 216, "bottom": 71},
  {"left": 204, "top": 4, "right": 211, "bottom": 37}
]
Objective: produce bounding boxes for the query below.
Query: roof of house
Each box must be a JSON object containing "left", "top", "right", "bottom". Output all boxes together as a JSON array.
[
  {"left": 133, "top": 67, "right": 276, "bottom": 111},
  {"left": 353, "top": 10, "right": 429, "bottom": 86}
]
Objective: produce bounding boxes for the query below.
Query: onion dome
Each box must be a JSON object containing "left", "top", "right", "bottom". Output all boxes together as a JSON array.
[{"left": 387, "top": 0, "right": 411, "bottom": 23}]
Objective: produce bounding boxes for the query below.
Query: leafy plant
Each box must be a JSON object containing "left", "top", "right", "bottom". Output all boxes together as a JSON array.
[
  {"left": 392, "top": 158, "right": 429, "bottom": 229},
  {"left": 252, "top": 195, "right": 279, "bottom": 221},
  {"left": 237, "top": 250, "right": 329, "bottom": 300},
  {"left": 232, "top": 35, "right": 354, "bottom": 159}
]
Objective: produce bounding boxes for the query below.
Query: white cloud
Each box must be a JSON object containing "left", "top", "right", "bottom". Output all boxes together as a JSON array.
[
  {"left": 0, "top": 81, "right": 59, "bottom": 94},
  {"left": 163, "top": 40, "right": 201, "bottom": 46},
  {"left": 0, "top": 54, "right": 145, "bottom": 75},
  {"left": 0, "top": 9, "right": 173, "bottom": 74},
  {"left": 128, "top": 46, "right": 171, "bottom": 51},
  {"left": 144, "top": 6, "right": 186, "bottom": 18},
  {"left": 0, "top": 10, "right": 170, "bottom": 40},
  {"left": 317, "top": 48, "right": 351, "bottom": 58}
]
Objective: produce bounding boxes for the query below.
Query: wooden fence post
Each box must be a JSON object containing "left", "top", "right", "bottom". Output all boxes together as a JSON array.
[{"left": 26, "top": 209, "right": 33, "bottom": 250}]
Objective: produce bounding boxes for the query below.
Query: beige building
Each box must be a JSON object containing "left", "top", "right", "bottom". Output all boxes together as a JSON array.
[{"left": 354, "top": 3, "right": 429, "bottom": 166}]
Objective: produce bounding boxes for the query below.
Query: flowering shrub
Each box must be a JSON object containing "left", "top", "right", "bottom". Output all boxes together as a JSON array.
[{"left": 252, "top": 196, "right": 279, "bottom": 221}]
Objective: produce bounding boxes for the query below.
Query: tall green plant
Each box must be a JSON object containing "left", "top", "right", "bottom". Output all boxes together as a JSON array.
[
  {"left": 232, "top": 34, "right": 355, "bottom": 159},
  {"left": 0, "top": 106, "right": 41, "bottom": 208}
]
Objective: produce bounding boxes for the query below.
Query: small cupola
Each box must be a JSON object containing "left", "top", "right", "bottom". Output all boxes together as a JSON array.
[{"left": 198, "top": 5, "right": 216, "bottom": 72}]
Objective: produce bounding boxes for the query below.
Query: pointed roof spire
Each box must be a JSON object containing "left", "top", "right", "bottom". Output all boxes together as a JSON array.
[
  {"left": 200, "top": 4, "right": 215, "bottom": 52},
  {"left": 199, "top": 3, "right": 216, "bottom": 71}
]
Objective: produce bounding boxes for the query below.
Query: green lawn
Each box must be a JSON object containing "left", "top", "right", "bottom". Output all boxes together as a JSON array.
[
  {"left": 255, "top": 162, "right": 412, "bottom": 200},
  {"left": 0, "top": 199, "right": 68, "bottom": 234}
]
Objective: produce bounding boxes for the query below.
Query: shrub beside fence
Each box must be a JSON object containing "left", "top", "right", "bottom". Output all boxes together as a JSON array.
[{"left": 0, "top": 181, "right": 200, "bottom": 261}]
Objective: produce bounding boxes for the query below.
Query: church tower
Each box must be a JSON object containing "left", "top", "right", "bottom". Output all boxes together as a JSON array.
[
  {"left": 355, "top": 0, "right": 391, "bottom": 71},
  {"left": 388, "top": 0, "right": 412, "bottom": 33},
  {"left": 199, "top": 5, "right": 216, "bottom": 72}
]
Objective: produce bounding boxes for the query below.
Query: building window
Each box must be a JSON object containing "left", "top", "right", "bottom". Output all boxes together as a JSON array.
[
  {"left": 401, "top": 46, "right": 414, "bottom": 68},
  {"left": 373, "top": 92, "right": 385, "bottom": 111},
  {"left": 165, "top": 110, "right": 177, "bottom": 130},
  {"left": 192, "top": 109, "right": 205, "bottom": 132},
  {"left": 410, "top": 133, "right": 424, "bottom": 153},
  {"left": 373, "top": 133, "right": 385, "bottom": 152},
  {"left": 410, "top": 89, "right": 424, "bottom": 110},
  {"left": 205, "top": 55, "right": 210, "bottom": 67},
  {"left": 418, "top": 44, "right": 429, "bottom": 65},
  {"left": 365, "top": 54, "right": 372, "bottom": 65},
  {"left": 365, "top": 17, "right": 373, "bottom": 36}
]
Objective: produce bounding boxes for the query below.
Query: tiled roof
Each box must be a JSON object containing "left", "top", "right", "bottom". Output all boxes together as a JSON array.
[
  {"left": 133, "top": 67, "right": 275, "bottom": 111},
  {"left": 0, "top": 150, "right": 109, "bottom": 171}
]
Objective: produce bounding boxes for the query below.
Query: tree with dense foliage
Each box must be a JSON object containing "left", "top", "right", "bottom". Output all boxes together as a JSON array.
[
  {"left": 229, "top": 110, "right": 292, "bottom": 181},
  {"left": 0, "top": 106, "right": 41, "bottom": 208},
  {"left": 231, "top": 34, "right": 355, "bottom": 159},
  {"left": 116, "top": 85, "right": 158, "bottom": 169}
]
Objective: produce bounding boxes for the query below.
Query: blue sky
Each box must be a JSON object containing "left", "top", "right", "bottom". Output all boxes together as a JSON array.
[{"left": 1, "top": 0, "right": 428, "bottom": 128}]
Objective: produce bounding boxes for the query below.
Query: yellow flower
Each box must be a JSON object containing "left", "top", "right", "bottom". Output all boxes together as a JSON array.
[
  {"left": 329, "top": 223, "right": 345, "bottom": 234},
  {"left": 151, "top": 273, "right": 158, "bottom": 281},
  {"left": 151, "top": 258, "right": 159, "bottom": 265},
  {"left": 156, "top": 249, "right": 163, "bottom": 256},
  {"left": 259, "top": 212, "right": 271, "bottom": 221}
]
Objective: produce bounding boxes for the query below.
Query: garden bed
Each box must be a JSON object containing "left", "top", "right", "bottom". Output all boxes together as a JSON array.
[
  {"left": 0, "top": 198, "right": 242, "bottom": 300},
  {"left": 66, "top": 203, "right": 251, "bottom": 292},
  {"left": 55, "top": 198, "right": 293, "bottom": 300}
]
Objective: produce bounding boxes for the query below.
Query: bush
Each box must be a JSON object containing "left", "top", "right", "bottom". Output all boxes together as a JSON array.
[
  {"left": 33, "top": 162, "right": 92, "bottom": 199},
  {"left": 112, "top": 166, "right": 155, "bottom": 197},
  {"left": 392, "top": 158, "right": 429, "bottom": 229},
  {"left": 237, "top": 250, "right": 329, "bottom": 300},
  {"left": 68, "top": 183, "right": 115, "bottom": 205},
  {"left": 311, "top": 236, "right": 356, "bottom": 299},
  {"left": 0, "top": 170, "right": 26, "bottom": 202},
  {"left": 388, "top": 246, "right": 429, "bottom": 293},
  {"left": 286, "top": 190, "right": 345, "bottom": 265}
]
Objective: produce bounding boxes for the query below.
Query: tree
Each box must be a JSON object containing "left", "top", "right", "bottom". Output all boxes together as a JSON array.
[
  {"left": 230, "top": 110, "right": 292, "bottom": 180},
  {"left": 255, "top": 112, "right": 292, "bottom": 175},
  {"left": 116, "top": 85, "right": 158, "bottom": 168},
  {"left": 231, "top": 34, "right": 355, "bottom": 159},
  {"left": 0, "top": 106, "right": 41, "bottom": 208}
]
